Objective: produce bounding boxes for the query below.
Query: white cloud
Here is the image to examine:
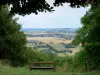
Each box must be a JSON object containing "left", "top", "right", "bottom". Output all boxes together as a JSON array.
[{"left": 16, "top": 3, "right": 89, "bottom": 28}]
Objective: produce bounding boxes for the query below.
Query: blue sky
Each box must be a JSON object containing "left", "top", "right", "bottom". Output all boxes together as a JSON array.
[{"left": 16, "top": 1, "right": 89, "bottom": 28}]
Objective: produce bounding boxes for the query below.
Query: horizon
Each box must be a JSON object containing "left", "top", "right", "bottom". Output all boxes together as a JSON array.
[{"left": 21, "top": 27, "right": 79, "bottom": 29}]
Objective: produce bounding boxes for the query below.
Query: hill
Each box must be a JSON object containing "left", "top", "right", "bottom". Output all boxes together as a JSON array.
[{"left": 22, "top": 28, "right": 79, "bottom": 56}]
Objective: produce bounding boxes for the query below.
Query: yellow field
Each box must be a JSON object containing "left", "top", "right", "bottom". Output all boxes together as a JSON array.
[
  {"left": 27, "top": 37, "right": 81, "bottom": 56},
  {"left": 27, "top": 37, "right": 72, "bottom": 44}
]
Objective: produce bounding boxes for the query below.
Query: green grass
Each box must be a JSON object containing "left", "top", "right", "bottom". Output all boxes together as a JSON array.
[{"left": 0, "top": 65, "right": 100, "bottom": 75}]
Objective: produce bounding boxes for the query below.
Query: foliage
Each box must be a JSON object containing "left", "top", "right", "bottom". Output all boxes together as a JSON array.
[
  {"left": 54, "top": 0, "right": 100, "bottom": 7},
  {"left": 0, "top": 0, "right": 54, "bottom": 15},
  {"left": 0, "top": 0, "right": 100, "bottom": 15},
  {"left": 0, "top": 5, "right": 28, "bottom": 66},
  {"left": 25, "top": 47, "right": 52, "bottom": 62},
  {"left": 14, "top": 46, "right": 86, "bottom": 72},
  {"left": 72, "top": 49, "right": 88, "bottom": 68},
  {"left": 0, "top": 49, "right": 97, "bottom": 72},
  {"left": 72, "top": 6, "right": 100, "bottom": 70}
]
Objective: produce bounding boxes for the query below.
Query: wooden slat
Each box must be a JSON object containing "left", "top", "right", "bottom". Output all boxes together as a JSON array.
[
  {"left": 30, "top": 62, "right": 54, "bottom": 64},
  {"left": 29, "top": 62, "right": 56, "bottom": 71},
  {"left": 31, "top": 67, "right": 54, "bottom": 69}
]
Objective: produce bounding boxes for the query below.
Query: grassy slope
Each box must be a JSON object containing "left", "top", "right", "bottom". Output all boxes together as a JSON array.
[{"left": 0, "top": 66, "right": 100, "bottom": 75}]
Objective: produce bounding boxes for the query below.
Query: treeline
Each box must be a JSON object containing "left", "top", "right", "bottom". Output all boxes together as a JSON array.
[
  {"left": 0, "top": 5, "right": 48, "bottom": 67},
  {"left": 72, "top": 6, "right": 100, "bottom": 70}
]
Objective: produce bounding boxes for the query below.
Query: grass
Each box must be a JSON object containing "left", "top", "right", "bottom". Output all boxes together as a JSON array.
[{"left": 0, "top": 65, "right": 100, "bottom": 75}]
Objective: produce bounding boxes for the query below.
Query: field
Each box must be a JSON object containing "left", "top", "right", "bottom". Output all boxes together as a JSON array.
[
  {"left": 27, "top": 37, "right": 80, "bottom": 56},
  {"left": 27, "top": 37, "right": 72, "bottom": 44},
  {"left": 0, "top": 65, "right": 100, "bottom": 75},
  {"left": 25, "top": 28, "right": 80, "bottom": 56}
]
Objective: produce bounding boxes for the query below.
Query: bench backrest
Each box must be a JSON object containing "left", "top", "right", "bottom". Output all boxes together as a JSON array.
[{"left": 29, "top": 62, "right": 56, "bottom": 71}]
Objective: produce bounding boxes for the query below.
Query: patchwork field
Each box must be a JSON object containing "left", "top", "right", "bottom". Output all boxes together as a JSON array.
[
  {"left": 27, "top": 37, "right": 72, "bottom": 44},
  {"left": 25, "top": 28, "right": 78, "bottom": 56},
  {"left": 26, "top": 37, "right": 80, "bottom": 56}
]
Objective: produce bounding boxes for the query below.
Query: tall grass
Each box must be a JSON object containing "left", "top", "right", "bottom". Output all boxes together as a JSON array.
[
  {"left": 0, "top": 64, "right": 100, "bottom": 75},
  {"left": 0, "top": 47, "right": 99, "bottom": 74},
  {"left": 52, "top": 48, "right": 88, "bottom": 72},
  {"left": 0, "top": 49, "right": 100, "bottom": 75}
]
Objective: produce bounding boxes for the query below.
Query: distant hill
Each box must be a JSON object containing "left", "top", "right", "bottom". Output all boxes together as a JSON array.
[
  {"left": 22, "top": 28, "right": 78, "bottom": 40},
  {"left": 21, "top": 28, "right": 79, "bottom": 32}
]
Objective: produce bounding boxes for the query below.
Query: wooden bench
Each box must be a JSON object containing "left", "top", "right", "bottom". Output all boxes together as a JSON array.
[{"left": 29, "top": 62, "right": 56, "bottom": 71}]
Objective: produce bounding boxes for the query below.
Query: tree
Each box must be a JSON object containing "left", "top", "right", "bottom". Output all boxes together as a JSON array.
[
  {"left": 0, "top": 0, "right": 100, "bottom": 15},
  {"left": 72, "top": 6, "right": 100, "bottom": 70},
  {"left": 0, "top": 5, "right": 28, "bottom": 66},
  {"left": 0, "top": 0, "right": 54, "bottom": 15},
  {"left": 54, "top": 0, "right": 100, "bottom": 7}
]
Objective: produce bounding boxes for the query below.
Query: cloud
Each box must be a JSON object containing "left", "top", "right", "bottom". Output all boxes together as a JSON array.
[{"left": 16, "top": 3, "right": 89, "bottom": 28}]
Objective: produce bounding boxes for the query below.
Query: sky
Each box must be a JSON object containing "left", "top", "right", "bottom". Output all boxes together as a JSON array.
[{"left": 16, "top": 0, "right": 89, "bottom": 29}]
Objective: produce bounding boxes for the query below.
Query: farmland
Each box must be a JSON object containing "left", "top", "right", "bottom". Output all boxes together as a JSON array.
[
  {"left": 27, "top": 37, "right": 72, "bottom": 44},
  {"left": 23, "top": 28, "right": 79, "bottom": 56}
]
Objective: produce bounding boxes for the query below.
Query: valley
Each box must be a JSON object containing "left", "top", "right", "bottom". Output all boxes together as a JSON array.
[{"left": 23, "top": 28, "right": 79, "bottom": 56}]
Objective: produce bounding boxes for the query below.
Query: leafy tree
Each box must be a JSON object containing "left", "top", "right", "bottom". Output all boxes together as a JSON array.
[
  {"left": 0, "top": 0, "right": 54, "bottom": 15},
  {"left": 0, "top": 0, "right": 100, "bottom": 15},
  {"left": 54, "top": 0, "right": 100, "bottom": 7},
  {"left": 72, "top": 6, "right": 100, "bottom": 70},
  {"left": 0, "top": 5, "right": 28, "bottom": 66}
]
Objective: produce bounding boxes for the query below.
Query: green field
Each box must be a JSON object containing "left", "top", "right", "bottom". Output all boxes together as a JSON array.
[{"left": 0, "top": 66, "right": 100, "bottom": 75}]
